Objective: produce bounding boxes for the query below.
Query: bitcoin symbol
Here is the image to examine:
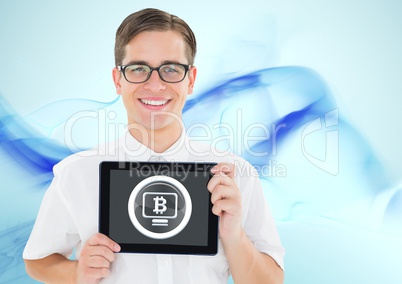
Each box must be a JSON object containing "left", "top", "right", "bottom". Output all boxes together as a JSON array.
[{"left": 153, "top": 196, "right": 167, "bottom": 214}]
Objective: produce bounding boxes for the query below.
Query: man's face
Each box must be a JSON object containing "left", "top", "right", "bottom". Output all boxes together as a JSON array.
[{"left": 113, "top": 30, "right": 196, "bottom": 135}]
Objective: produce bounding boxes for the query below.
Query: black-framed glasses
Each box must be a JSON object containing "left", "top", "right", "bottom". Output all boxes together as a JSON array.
[{"left": 118, "top": 63, "right": 191, "bottom": 83}]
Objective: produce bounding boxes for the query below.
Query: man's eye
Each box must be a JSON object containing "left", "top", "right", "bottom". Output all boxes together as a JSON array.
[
  {"left": 127, "top": 65, "right": 148, "bottom": 73},
  {"left": 162, "top": 65, "right": 179, "bottom": 73}
]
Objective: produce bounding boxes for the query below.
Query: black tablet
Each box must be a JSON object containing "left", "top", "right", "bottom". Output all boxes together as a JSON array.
[{"left": 99, "top": 161, "right": 219, "bottom": 255}]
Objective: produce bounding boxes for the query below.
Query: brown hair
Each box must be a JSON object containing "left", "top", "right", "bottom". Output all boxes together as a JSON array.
[{"left": 114, "top": 8, "right": 197, "bottom": 66}]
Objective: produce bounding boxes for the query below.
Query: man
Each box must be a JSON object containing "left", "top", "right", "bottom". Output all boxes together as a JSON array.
[{"left": 23, "top": 8, "right": 284, "bottom": 283}]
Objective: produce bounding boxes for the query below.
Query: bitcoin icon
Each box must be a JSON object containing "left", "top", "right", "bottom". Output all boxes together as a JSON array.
[
  {"left": 128, "top": 175, "right": 192, "bottom": 239},
  {"left": 153, "top": 196, "right": 167, "bottom": 214}
]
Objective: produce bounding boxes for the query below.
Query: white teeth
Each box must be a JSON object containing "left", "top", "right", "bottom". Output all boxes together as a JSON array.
[{"left": 141, "top": 99, "right": 168, "bottom": 106}]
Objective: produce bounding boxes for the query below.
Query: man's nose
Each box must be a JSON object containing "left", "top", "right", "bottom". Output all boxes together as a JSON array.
[{"left": 144, "top": 70, "right": 166, "bottom": 91}]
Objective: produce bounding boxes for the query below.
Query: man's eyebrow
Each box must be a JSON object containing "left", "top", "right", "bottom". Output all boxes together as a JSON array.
[
  {"left": 123, "top": 60, "right": 148, "bottom": 66},
  {"left": 123, "top": 60, "right": 184, "bottom": 66},
  {"left": 161, "top": 60, "right": 183, "bottom": 65}
]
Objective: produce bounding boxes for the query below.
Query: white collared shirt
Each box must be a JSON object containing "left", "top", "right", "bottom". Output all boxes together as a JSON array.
[{"left": 23, "top": 133, "right": 284, "bottom": 283}]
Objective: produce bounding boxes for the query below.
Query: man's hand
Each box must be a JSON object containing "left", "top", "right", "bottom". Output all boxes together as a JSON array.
[
  {"left": 208, "top": 163, "right": 284, "bottom": 283},
  {"left": 76, "top": 233, "right": 121, "bottom": 284},
  {"left": 208, "top": 162, "right": 243, "bottom": 242}
]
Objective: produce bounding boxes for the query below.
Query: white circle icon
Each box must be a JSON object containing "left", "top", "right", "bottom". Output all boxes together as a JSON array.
[{"left": 128, "top": 175, "right": 192, "bottom": 239}]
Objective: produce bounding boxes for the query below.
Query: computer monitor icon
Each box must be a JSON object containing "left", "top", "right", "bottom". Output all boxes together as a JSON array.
[
  {"left": 142, "top": 192, "right": 178, "bottom": 226},
  {"left": 128, "top": 175, "right": 192, "bottom": 239}
]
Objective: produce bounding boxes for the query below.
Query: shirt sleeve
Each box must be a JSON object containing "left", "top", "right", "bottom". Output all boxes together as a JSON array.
[
  {"left": 239, "top": 162, "right": 285, "bottom": 270},
  {"left": 23, "top": 162, "right": 80, "bottom": 260}
]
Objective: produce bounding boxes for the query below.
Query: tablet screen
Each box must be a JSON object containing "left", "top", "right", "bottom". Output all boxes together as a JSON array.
[{"left": 99, "top": 161, "right": 218, "bottom": 255}]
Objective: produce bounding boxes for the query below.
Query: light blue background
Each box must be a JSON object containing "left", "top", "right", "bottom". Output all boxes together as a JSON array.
[{"left": 1, "top": 0, "right": 401, "bottom": 283}]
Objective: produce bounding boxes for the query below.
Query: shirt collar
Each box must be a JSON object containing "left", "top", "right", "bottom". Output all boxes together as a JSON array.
[{"left": 119, "top": 129, "right": 190, "bottom": 162}]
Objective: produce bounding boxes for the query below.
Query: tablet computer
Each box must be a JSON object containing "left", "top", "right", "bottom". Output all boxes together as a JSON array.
[{"left": 99, "top": 161, "right": 219, "bottom": 255}]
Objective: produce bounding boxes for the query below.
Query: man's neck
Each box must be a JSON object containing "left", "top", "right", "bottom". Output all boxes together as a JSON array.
[{"left": 129, "top": 125, "right": 182, "bottom": 153}]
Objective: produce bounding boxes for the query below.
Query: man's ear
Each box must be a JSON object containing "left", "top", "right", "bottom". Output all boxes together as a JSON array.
[
  {"left": 112, "top": 67, "right": 122, "bottom": 95},
  {"left": 187, "top": 66, "right": 197, "bottom": 95}
]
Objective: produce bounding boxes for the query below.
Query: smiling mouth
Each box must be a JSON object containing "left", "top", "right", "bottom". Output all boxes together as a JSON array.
[{"left": 140, "top": 99, "right": 169, "bottom": 106}]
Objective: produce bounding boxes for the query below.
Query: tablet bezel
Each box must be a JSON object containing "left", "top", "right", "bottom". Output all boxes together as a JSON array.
[{"left": 99, "top": 161, "right": 219, "bottom": 255}]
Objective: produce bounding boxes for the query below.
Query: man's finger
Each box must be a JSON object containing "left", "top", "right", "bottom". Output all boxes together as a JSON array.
[
  {"left": 87, "top": 233, "right": 121, "bottom": 253},
  {"left": 86, "top": 245, "right": 117, "bottom": 264},
  {"left": 211, "top": 162, "right": 235, "bottom": 179},
  {"left": 86, "top": 253, "right": 113, "bottom": 269},
  {"left": 207, "top": 174, "right": 233, "bottom": 193}
]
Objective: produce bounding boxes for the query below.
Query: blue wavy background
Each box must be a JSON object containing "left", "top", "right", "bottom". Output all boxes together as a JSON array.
[
  {"left": 1, "top": 1, "right": 402, "bottom": 283},
  {"left": 1, "top": 66, "right": 401, "bottom": 283}
]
